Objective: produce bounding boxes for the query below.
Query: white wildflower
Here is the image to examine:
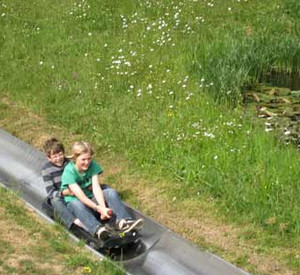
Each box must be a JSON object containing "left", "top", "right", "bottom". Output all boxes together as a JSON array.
[{"left": 204, "top": 132, "right": 215, "bottom": 139}]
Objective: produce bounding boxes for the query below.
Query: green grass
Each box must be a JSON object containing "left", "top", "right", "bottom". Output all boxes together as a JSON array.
[
  {"left": 0, "top": 187, "right": 124, "bottom": 275},
  {"left": 1, "top": 0, "right": 300, "bottom": 271}
]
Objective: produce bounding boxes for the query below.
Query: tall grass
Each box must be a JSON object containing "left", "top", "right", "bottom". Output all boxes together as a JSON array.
[
  {"left": 192, "top": 33, "right": 300, "bottom": 104},
  {"left": 1, "top": 0, "right": 300, "bottom": 240}
]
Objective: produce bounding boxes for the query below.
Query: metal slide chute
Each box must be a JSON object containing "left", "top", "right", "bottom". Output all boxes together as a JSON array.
[{"left": 0, "top": 128, "right": 249, "bottom": 275}]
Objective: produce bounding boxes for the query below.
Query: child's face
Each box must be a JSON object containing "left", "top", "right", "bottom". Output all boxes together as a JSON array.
[
  {"left": 75, "top": 152, "right": 92, "bottom": 172},
  {"left": 48, "top": 151, "right": 65, "bottom": 167}
]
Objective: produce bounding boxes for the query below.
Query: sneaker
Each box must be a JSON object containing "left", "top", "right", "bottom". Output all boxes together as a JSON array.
[
  {"left": 96, "top": 226, "right": 110, "bottom": 241},
  {"left": 116, "top": 219, "right": 127, "bottom": 231},
  {"left": 122, "top": 219, "right": 144, "bottom": 233}
]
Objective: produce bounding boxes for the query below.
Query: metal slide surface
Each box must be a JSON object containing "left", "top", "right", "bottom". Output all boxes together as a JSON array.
[{"left": 0, "top": 128, "right": 249, "bottom": 275}]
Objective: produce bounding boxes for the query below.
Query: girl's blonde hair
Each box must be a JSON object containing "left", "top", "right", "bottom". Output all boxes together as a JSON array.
[{"left": 70, "top": 141, "right": 94, "bottom": 161}]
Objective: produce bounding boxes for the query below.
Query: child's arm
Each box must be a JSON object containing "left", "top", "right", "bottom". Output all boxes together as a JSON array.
[
  {"left": 92, "top": 175, "right": 112, "bottom": 219},
  {"left": 68, "top": 182, "right": 111, "bottom": 219},
  {"left": 42, "top": 168, "right": 57, "bottom": 198},
  {"left": 68, "top": 183, "right": 99, "bottom": 209},
  {"left": 61, "top": 188, "right": 74, "bottom": 196}
]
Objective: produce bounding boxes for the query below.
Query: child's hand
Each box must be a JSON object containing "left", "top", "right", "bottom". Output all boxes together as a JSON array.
[
  {"left": 101, "top": 208, "right": 113, "bottom": 220},
  {"left": 66, "top": 187, "right": 75, "bottom": 196},
  {"left": 96, "top": 206, "right": 112, "bottom": 220}
]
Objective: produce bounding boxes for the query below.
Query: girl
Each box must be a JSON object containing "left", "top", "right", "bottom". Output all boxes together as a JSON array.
[{"left": 61, "top": 141, "right": 143, "bottom": 240}]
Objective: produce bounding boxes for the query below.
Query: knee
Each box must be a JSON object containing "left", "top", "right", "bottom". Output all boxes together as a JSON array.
[
  {"left": 104, "top": 188, "right": 119, "bottom": 199},
  {"left": 51, "top": 198, "right": 63, "bottom": 207}
]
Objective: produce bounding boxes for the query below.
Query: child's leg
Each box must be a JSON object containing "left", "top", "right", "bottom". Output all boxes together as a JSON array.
[
  {"left": 102, "top": 187, "right": 132, "bottom": 222},
  {"left": 52, "top": 197, "right": 76, "bottom": 229},
  {"left": 67, "top": 200, "right": 102, "bottom": 235},
  {"left": 73, "top": 218, "right": 87, "bottom": 230},
  {"left": 101, "top": 186, "right": 144, "bottom": 232}
]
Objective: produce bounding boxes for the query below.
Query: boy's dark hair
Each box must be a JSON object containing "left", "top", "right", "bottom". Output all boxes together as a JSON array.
[{"left": 43, "top": 138, "right": 65, "bottom": 157}]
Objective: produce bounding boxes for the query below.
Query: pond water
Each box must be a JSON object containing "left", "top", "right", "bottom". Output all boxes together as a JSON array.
[
  {"left": 260, "top": 70, "right": 300, "bottom": 91},
  {"left": 246, "top": 70, "right": 300, "bottom": 148}
]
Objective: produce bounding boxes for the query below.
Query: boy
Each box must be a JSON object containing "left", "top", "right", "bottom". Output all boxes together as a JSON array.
[{"left": 42, "top": 138, "right": 85, "bottom": 230}]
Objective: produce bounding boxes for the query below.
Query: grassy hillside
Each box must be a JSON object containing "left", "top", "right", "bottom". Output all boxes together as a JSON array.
[
  {"left": 0, "top": 187, "right": 124, "bottom": 275},
  {"left": 1, "top": 0, "right": 300, "bottom": 273}
]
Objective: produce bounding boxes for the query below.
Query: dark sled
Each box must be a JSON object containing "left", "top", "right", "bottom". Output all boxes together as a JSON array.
[{"left": 42, "top": 198, "right": 146, "bottom": 260}]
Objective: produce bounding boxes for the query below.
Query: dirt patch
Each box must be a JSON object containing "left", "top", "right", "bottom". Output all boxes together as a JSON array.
[{"left": 0, "top": 96, "right": 298, "bottom": 275}]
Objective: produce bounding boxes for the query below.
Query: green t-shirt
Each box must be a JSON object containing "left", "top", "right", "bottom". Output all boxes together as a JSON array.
[{"left": 61, "top": 160, "right": 102, "bottom": 203}]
